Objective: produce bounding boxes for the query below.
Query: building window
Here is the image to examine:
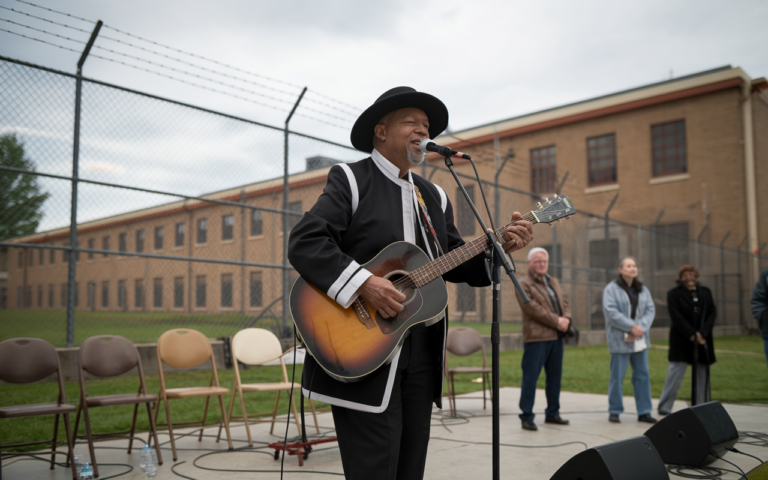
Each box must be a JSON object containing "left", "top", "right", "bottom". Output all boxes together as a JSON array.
[
  {"left": 88, "top": 238, "right": 95, "bottom": 259},
  {"left": 61, "top": 283, "right": 67, "bottom": 307},
  {"left": 456, "top": 283, "right": 476, "bottom": 312},
  {"left": 174, "top": 277, "right": 184, "bottom": 308},
  {"left": 175, "top": 222, "right": 185, "bottom": 247},
  {"left": 29, "top": 250, "right": 34, "bottom": 266},
  {"left": 222, "top": 215, "right": 234, "bottom": 241},
  {"left": 530, "top": 145, "right": 557, "bottom": 194},
  {"left": 48, "top": 284, "right": 54, "bottom": 307},
  {"left": 118, "top": 280, "right": 127, "bottom": 310},
  {"left": 62, "top": 244, "right": 68, "bottom": 263},
  {"left": 456, "top": 185, "right": 476, "bottom": 236},
  {"left": 87, "top": 282, "right": 96, "bottom": 310},
  {"left": 197, "top": 218, "right": 207, "bottom": 244},
  {"left": 37, "top": 285, "right": 43, "bottom": 307},
  {"left": 589, "top": 239, "right": 619, "bottom": 283},
  {"left": 652, "top": 120, "right": 687, "bottom": 177},
  {"left": 656, "top": 223, "right": 689, "bottom": 271},
  {"left": 153, "top": 277, "right": 163, "bottom": 308},
  {"left": 289, "top": 201, "right": 302, "bottom": 231},
  {"left": 135, "top": 279, "right": 145, "bottom": 308},
  {"left": 221, "top": 274, "right": 233, "bottom": 307},
  {"left": 251, "top": 209, "right": 263, "bottom": 236},
  {"left": 101, "top": 281, "right": 109, "bottom": 308},
  {"left": 154, "top": 226, "right": 164, "bottom": 250},
  {"left": 18, "top": 251, "right": 23, "bottom": 268},
  {"left": 587, "top": 133, "right": 617, "bottom": 186},
  {"left": 196, "top": 275, "right": 206, "bottom": 307},
  {"left": 119, "top": 233, "right": 127, "bottom": 252},
  {"left": 102, "top": 236, "right": 110, "bottom": 257},
  {"left": 136, "top": 229, "right": 145, "bottom": 253},
  {"left": 39, "top": 248, "right": 44, "bottom": 265},
  {"left": 50, "top": 247, "right": 55, "bottom": 264},
  {"left": 250, "top": 271, "right": 262, "bottom": 307}
]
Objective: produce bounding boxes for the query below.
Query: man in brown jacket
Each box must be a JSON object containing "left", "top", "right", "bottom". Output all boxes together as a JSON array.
[{"left": 514, "top": 247, "right": 571, "bottom": 431}]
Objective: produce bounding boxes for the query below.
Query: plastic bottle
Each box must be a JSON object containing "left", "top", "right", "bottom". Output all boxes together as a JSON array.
[
  {"left": 79, "top": 462, "right": 94, "bottom": 479},
  {"left": 140, "top": 444, "right": 157, "bottom": 477},
  {"left": 72, "top": 454, "right": 82, "bottom": 476}
]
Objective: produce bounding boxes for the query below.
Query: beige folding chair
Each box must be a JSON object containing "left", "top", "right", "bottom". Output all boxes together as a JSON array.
[
  {"left": 0, "top": 338, "right": 78, "bottom": 480},
  {"left": 154, "top": 328, "right": 233, "bottom": 461},
  {"left": 74, "top": 335, "right": 162, "bottom": 478},
  {"left": 217, "top": 328, "right": 319, "bottom": 447},
  {"left": 445, "top": 327, "right": 492, "bottom": 417}
]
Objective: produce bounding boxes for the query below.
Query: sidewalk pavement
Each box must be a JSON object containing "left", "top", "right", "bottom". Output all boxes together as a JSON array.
[{"left": 3, "top": 387, "right": 766, "bottom": 479}]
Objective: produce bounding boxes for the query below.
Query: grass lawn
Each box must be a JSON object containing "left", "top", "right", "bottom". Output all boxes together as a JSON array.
[
  {"left": 448, "top": 321, "right": 522, "bottom": 334},
  {"left": 0, "top": 309, "right": 286, "bottom": 346},
  {"left": 1, "top": 335, "right": 765, "bottom": 450}
]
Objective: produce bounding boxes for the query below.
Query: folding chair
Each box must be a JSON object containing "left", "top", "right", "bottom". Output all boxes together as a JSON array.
[
  {"left": 74, "top": 335, "right": 162, "bottom": 477},
  {"left": 445, "top": 327, "right": 492, "bottom": 417},
  {"left": 216, "top": 328, "right": 319, "bottom": 447},
  {"left": 154, "top": 328, "right": 233, "bottom": 461},
  {"left": 0, "top": 338, "right": 78, "bottom": 480}
]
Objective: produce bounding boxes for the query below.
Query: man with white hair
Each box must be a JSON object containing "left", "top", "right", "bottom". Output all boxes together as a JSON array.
[{"left": 514, "top": 247, "right": 572, "bottom": 431}]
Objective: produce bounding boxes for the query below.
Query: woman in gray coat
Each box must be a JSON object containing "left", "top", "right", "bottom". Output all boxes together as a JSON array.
[{"left": 602, "top": 256, "right": 657, "bottom": 424}]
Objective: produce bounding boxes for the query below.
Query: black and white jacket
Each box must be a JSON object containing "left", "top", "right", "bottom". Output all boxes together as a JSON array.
[{"left": 288, "top": 150, "right": 490, "bottom": 412}]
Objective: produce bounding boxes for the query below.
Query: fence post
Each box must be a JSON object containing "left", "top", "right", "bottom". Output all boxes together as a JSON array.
[
  {"left": 737, "top": 236, "right": 747, "bottom": 328},
  {"left": 603, "top": 193, "right": 619, "bottom": 283},
  {"left": 650, "top": 209, "right": 665, "bottom": 301},
  {"left": 719, "top": 230, "right": 731, "bottom": 309},
  {"left": 282, "top": 87, "right": 307, "bottom": 337},
  {"left": 66, "top": 21, "right": 102, "bottom": 347}
]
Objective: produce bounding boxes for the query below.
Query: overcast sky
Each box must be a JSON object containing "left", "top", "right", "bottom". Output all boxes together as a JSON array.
[{"left": 1, "top": 0, "right": 767, "bottom": 231}]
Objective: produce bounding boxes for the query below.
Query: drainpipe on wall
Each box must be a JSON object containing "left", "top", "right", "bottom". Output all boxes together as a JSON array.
[{"left": 741, "top": 78, "right": 759, "bottom": 280}]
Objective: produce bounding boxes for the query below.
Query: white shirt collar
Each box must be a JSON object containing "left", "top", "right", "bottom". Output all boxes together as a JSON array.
[{"left": 371, "top": 148, "right": 408, "bottom": 183}]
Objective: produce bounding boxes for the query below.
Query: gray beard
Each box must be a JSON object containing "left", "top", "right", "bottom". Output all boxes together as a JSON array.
[{"left": 406, "top": 148, "right": 425, "bottom": 166}]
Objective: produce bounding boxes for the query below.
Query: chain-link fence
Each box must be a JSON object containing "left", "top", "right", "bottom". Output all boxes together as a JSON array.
[{"left": 1, "top": 55, "right": 765, "bottom": 348}]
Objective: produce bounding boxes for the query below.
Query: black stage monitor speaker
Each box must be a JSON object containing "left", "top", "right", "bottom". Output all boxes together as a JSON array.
[
  {"left": 645, "top": 401, "right": 738, "bottom": 467},
  {"left": 550, "top": 435, "right": 669, "bottom": 480}
]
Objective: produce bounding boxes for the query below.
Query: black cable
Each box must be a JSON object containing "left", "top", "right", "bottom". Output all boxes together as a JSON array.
[
  {"left": 728, "top": 447, "right": 764, "bottom": 464},
  {"left": 667, "top": 464, "right": 743, "bottom": 479},
  {"left": 430, "top": 436, "right": 588, "bottom": 450},
  {"left": 739, "top": 431, "right": 768, "bottom": 448},
  {"left": 280, "top": 327, "right": 299, "bottom": 479},
  {"left": 0, "top": 452, "right": 133, "bottom": 480},
  {"left": 193, "top": 449, "right": 344, "bottom": 476},
  {"left": 715, "top": 455, "right": 748, "bottom": 479}
]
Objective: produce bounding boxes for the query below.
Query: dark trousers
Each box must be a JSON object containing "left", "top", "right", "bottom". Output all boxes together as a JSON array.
[
  {"left": 519, "top": 339, "right": 563, "bottom": 421},
  {"left": 331, "top": 325, "right": 437, "bottom": 480}
]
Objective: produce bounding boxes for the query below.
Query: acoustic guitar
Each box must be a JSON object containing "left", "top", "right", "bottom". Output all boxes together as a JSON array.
[{"left": 290, "top": 195, "right": 576, "bottom": 383}]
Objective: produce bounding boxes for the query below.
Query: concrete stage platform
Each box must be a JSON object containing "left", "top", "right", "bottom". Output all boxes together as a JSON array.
[{"left": 4, "top": 387, "right": 767, "bottom": 479}]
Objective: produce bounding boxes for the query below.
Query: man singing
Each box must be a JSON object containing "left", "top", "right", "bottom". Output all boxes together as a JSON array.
[{"left": 288, "top": 86, "right": 534, "bottom": 480}]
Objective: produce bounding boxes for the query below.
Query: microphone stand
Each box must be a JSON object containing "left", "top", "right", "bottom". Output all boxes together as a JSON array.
[{"left": 443, "top": 154, "right": 529, "bottom": 480}]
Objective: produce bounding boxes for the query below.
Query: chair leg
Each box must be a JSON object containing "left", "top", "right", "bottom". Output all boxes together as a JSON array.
[
  {"left": 81, "top": 404, "right": 99, "bottom": 478},
  {"left": 450, "top": 374, "right": 457, "bottom": 417},
  {"left": 290, "top": 390, "right": 302, "bottom": 436},
  {"left": 62, "top": 413, "right": 78, "bottom": 480},
  {"left": 217, "top": 391, "right": 236, "bottom": 443},
  {"left": 309, "top": 399, "right": 320, "bottom": 434},
  {"left": 72, "top": 404, "right": 82, "bottom": 447},
  {"left": 128, "top": 403, "right": 139, "bottom": 454},
  {"left": 50, "top": 413, "right": 60, "bottom": 470},
  {"left": 269, "top": 390, "right": 282, "bottom": 435},
  {"left": 162, "top": 397, "right": 178, "bottom": 462},
  {"left": 199, "top": 396, "right": 211, "bottom": 442},
  {"left": 482, "top": 373, "right": 487, "bottom": 410},
  {"left": 238, "top": 387, "right": 252, "bottom": 447},
  {"left": 216, "top": 395, "right": 233, "bottom": 451},
  {"left": 145, "top": 402, "right": 163, "bottom": 466}
]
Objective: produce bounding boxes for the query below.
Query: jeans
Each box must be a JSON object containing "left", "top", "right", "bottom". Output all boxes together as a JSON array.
[
  {"left": 657, "top": 362, "right": 709, "bottom": 413},
  {"left": 608, "top": 349, "right": 653, "bottom": 416},
  {"left": 519, "top": 339, "right": 564, "bottom": 421}
]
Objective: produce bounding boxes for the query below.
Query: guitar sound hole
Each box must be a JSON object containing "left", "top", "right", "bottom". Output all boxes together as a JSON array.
[{"left": 383, "top": 270, "right": 416, "bottom": 308}]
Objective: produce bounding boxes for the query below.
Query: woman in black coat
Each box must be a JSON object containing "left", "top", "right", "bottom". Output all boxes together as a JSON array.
[{"left": 658, "top": 265, "right": 716, "bottom": 415}]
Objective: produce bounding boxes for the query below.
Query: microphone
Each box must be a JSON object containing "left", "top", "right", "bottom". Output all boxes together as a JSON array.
[{"left": 419, "top": 138, "right": 470, "bottom": 160}]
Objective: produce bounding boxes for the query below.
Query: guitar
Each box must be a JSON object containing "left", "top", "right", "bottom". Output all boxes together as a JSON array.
[{"left": 289, "top": 195, "right": 576, "bottom": 383}]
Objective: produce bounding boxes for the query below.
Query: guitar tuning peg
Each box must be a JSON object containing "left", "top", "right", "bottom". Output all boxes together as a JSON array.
[
  {"left": 537, "top": 202, "right": 543, "bottom": 209},
  {"left": 544, "top": 197, "right": 549, "bottom": 203}
]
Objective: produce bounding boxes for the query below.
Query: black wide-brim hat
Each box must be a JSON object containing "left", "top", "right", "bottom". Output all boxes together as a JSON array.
[{"left": 350, "top": 86, "right": 449, "bottom": 153}]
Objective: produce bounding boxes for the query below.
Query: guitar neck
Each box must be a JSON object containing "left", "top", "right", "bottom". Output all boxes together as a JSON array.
[{"left": 409, "top": 211, "right": 539, "bottom": 288}]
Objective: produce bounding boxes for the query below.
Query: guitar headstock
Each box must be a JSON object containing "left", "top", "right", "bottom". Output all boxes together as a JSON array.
[{"left": 533, "top": 195, "right": 576, "bottom": 226}]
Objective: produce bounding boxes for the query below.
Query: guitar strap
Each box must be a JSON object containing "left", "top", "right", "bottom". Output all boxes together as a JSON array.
[{"left": 409, "top": 172, "right": 444, "bottom": 259}]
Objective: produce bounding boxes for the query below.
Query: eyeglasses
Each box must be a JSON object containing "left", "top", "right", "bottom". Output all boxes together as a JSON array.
[{"left": 530, "top": 260, "right": 548, "bottom": 265}]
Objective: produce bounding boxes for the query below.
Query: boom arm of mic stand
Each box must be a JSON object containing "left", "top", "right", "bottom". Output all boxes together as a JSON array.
[{"left": 443, "top": 155, "right": 530, "bottom": 303}]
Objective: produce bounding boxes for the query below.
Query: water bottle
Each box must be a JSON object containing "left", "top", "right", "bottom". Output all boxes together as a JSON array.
[
  {"left": 79, "top": 462, "right": 94, "bottom": 479},
  {"left": 72, "top": 454, "right": 83, "bottom": 476},
  {"left": 140, "top": 444, "right": 157, "bottom": 477}
]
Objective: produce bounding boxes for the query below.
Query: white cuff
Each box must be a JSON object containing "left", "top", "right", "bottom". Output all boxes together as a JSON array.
[{"left": 337, "top": 269, "right": 373, "bottom": 309}]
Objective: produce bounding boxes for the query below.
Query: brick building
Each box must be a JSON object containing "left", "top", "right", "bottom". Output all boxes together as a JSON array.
[{"left": 5, "top": 65, "right": 766, "bottom": 330}]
